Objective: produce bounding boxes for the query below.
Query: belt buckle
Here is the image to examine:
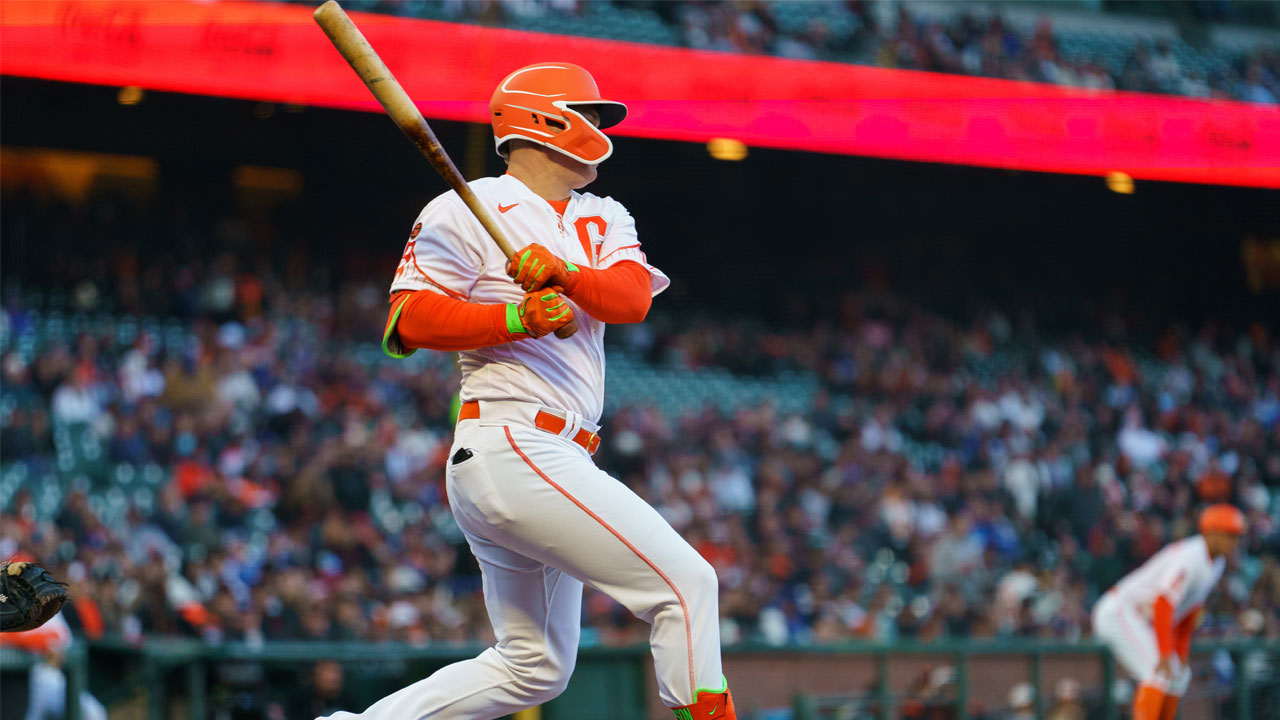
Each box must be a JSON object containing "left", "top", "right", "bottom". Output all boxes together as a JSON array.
[{"left": 586, "top": 433, "right": 600, "bottom": 455}]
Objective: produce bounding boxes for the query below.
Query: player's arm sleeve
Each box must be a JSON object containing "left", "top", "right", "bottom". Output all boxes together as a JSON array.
[
  {"left": 0, "top": 614, "right": 72, "bottom": 655},
  {"left": 1173, "top": 607, "right": 1200, "bottom": 660},
  {"left": 385, "top": 197, "right": 493, "bottom": 357},
  {"left": 562, "top": 262, "right": 652, "bottom": 324},
  {"left": 595, "top": 205, "right": 670, "bottom": 297},
  {"left": 1152, "top": 594, "right": 1176, "bottom": 659},
  {"left": 384, "top": 290, "right": 521, "bottom": 354}
]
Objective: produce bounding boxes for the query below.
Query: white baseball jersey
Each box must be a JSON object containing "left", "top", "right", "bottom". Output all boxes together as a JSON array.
[
  {"left": 324, "top": 174, "right": 725, "bottom": 720},
  {"left": 1108, "top": 535, "right": 1225, "bottom": 622},
  {"left": 389, "top": 173, "right": 669, "bottom": 422},
  {"left": 1093, "top": 535, "right": 1222, "bottom": 694}
]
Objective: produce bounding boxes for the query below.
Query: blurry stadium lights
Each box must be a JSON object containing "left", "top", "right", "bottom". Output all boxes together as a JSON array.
[
  {"left": 1241, "top": 236, "right": 1280, "bottom": 293},
  {"left": 232, "top": 165, "right": 303, "bottom": 215},
  {"left": 0, "top": 148, "right": 157, "bottom": 203},
  {"left": 117, "top": 86, "right": 144, "bottom": 106},
  {"left": 707, "top": 138, "right": 748, "bottom": 161},
  {"left": 232, "top": 165, "right": 302, "bottom": 193},
  {"left": 1106, "top": 171, "right": 1135, "bottom": 194}
]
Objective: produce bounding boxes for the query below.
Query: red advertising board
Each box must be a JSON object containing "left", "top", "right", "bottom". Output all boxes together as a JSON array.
[{"left": 3, "top": 0, "right": 1278, "bottom": 187}]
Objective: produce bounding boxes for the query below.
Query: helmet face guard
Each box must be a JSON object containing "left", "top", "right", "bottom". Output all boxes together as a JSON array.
[{"left": 491, "top": 63, "right": 627, "bottom": 166}]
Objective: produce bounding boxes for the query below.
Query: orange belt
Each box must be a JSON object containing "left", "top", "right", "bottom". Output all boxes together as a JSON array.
[{"left": 458, "top": 401, "right": 601, "bottom": 455}]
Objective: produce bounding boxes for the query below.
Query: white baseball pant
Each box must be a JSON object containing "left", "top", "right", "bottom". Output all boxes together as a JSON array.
[
  {"left": 23, "top": 662, "right": 107, "bottom": 720},
  {"left": 1092, "top": 592, "right": 1191, "bottom": 695},
  {"left": 321, "top": 400, "right": 723, "bottom": 719}
]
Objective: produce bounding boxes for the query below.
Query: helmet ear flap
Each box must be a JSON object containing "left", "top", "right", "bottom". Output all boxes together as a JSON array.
[{"left": 497, "top": 138, "right": 538, "bottom": 161}]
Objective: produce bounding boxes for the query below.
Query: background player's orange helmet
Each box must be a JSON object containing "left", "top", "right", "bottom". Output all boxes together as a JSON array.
[
  {"left": 490, "top": 62, "right": 627, "bottom": 166},
  {"left": 1198, "top": 504, "right": 1245, "bottom": 536}
]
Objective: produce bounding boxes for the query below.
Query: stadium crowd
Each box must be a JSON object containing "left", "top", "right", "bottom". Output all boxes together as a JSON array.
[
  {"left": 302, "top": 0, "right": 1280, "bottom": 105},
  {"left": 2, "top": 191, "right": 1278, "bottom": 657}
]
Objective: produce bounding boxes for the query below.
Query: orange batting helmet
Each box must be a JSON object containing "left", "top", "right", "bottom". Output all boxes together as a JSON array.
[
  {"left": 490, "top": 62, "right": 627, "bottom": 166},
  {"left": 1198, "top": 504, "right": 1245, "bottom": 536}
]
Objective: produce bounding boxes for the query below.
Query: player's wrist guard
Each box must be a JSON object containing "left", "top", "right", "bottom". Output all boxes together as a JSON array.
[
  {"left": 561, "top": 262, "right": 582, "bottom": 293},
  {"left": 505, "top": 302, "right": 529, "bottom": 336},
  {"left": 506, "top": 289, "right": 574, "bottom": 339}
]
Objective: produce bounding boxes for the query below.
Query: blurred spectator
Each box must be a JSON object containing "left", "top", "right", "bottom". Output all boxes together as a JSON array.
[
  {"left": 278, "top": 660, "right": 357, "bottom": 719},
  {"left": 1002, "top": 681, "right": 1035, "bottom": 719},
  {"left": 1046, "top": 677, "right": 1086, "bottom": 720}
]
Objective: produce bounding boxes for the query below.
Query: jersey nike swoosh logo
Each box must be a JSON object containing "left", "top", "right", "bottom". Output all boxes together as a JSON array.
[{"left": 498, "top": 203, "right": 519, "bottom": 213}]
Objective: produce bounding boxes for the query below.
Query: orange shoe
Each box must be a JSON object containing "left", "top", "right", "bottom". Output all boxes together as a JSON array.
[{"left": 672, "top": 678, "right": 735, "bottom": 720}]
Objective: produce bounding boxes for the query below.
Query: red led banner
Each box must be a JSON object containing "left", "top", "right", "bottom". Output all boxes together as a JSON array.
[{"left": 2, "top": 0, "right": 1278, "bottom": 187}]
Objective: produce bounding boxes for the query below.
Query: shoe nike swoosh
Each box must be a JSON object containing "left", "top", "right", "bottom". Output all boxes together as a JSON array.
[
  {"left": 498, "top": 203, "right": 518, "bottom": 213},
  {"left": 709, "top": 704, "right": 718, "bottom": 716}
]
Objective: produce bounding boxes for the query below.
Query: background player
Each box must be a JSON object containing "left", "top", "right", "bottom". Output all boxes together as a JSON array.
[
  {"left": 321, "top": 63, "right": 735, "bottom": 720},
  {"left": 1092, "top": 504, "right": 1246, "bottom": 720}
]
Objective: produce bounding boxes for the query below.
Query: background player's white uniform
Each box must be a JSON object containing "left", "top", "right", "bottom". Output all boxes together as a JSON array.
[
  {"left": 324, "top": 174, "right": 722, "bottom": 719},
  {"left": 1092, "top": 535, "right": 1225, "bottom": 694},
  {"left": 6, "top": 614, "right": 107, "bottom": 720}
]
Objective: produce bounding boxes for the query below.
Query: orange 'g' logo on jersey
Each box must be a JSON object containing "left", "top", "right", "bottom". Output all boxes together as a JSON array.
[{"left": 573, "top": 216, "right": 607, "bottom": 266}]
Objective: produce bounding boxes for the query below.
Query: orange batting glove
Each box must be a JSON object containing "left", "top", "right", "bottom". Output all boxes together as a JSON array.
[
  {"left": 506, "top": 244, "right": 581, "bottom": 293},
  {"left": 505, "top": 288, "right": 575, "bottom": 339}
]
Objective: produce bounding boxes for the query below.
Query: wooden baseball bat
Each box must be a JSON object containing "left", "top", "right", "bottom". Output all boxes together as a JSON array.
[{"left": 313, "top": 0, "right": 578, "bottom": 339}]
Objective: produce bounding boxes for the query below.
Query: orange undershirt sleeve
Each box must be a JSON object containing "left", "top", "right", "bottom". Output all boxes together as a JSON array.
[
  {"left": 0, "top": 622, "right": 68, "bottom": 655},
  {"left": 1153, "top": 595, "right": 1176, "bottom": 659},
  {"left": 385, "top": 290, "right": 517, "bottom": 353},
  {"left": 384, "top": 259, "right": 652, "bottom": 355},
  {"left": 1173, "top": 607, "right": 1199, "bottom": 661},
  {"left": 565, "top": 261, "right": 652, "bottom": 324}
]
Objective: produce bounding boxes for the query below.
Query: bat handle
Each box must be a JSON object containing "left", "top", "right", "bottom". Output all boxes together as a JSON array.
[
  {"left": 507, "top": 249, "right": 578, "bottom": 340},
  {"left": 548, "top": 282, "right": 578, "bottom": 338},
  {"left": 554, "top": 320, "right": 579, "bottom": 339},
  {"left": 480, "top": 203, "right": 577, "bottom": 340}
]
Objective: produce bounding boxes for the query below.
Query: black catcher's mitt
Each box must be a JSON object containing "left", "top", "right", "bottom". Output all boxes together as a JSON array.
[{"left": 0, "top": 561, "right": 69, "bottom": 633}]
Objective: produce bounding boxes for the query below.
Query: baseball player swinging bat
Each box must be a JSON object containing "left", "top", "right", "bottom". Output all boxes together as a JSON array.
[
  {"left": 312, "top": 0, "right": 577, "bottom": 340},
  {"left": 312, "top": 4, "right": 736, "bottom": 719}
]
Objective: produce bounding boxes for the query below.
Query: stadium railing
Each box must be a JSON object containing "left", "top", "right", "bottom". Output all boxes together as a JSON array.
[{"left": 4, "top": 637, "right": 1273, "bottom": 720}]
